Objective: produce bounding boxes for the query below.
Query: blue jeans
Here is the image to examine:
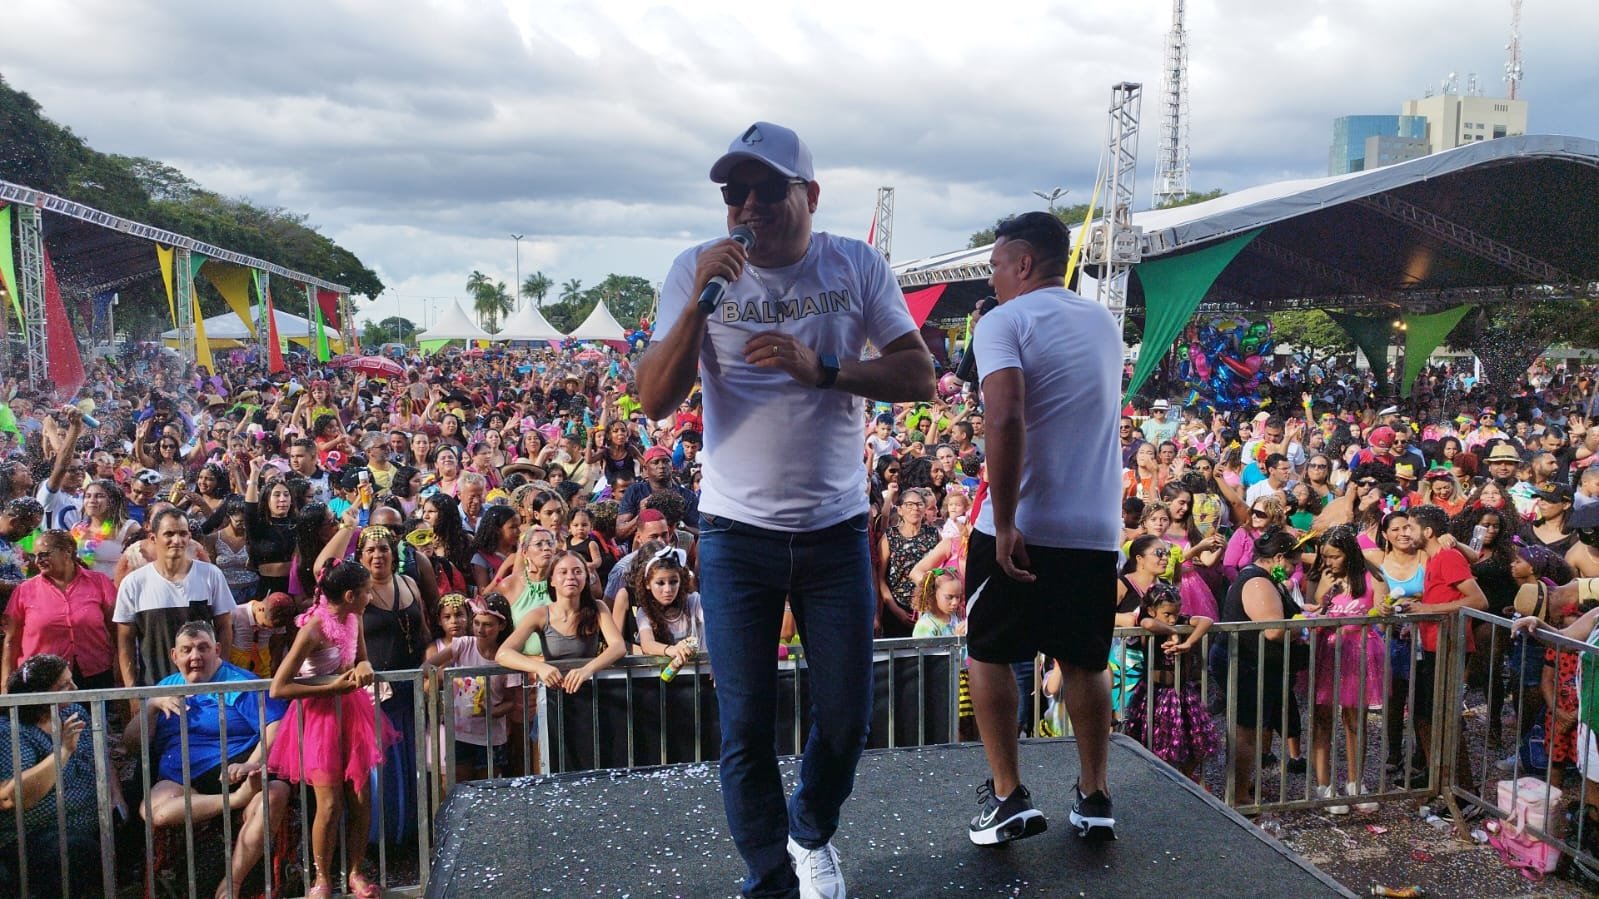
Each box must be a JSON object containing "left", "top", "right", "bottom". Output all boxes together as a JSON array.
[{"left": 699, "top": 511, "right": 875, "bottom": 898}]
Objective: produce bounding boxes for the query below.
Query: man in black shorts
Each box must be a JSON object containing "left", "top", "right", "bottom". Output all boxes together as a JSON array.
[{"left": 965, "top": 213, "right": 1125, "bottom": 844}]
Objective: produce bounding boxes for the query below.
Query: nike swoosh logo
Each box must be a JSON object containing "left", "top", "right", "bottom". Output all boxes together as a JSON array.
[{"left": 976, "top": 807, "right": 1000, "bottom": 827}]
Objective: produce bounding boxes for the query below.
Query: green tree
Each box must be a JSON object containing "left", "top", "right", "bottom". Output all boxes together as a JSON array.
[
  {"left": 1268, "top": 310, "right": 1352, "bottom": 369},
  {"left": 521, "top": 271, "right": 552, "bottom": 307},
  {"left": 0, "top": 74, "right": 386, "bottom": 341},
  {"left": 466, "top": 271, "right": 512, "bottom": 333},
  {"left": 375, "top": 316, "right": 418, "bottom": 343},
  {"left": 559, "top": 278, "right": 583, "bottom": 304},
  {"left": 1155, "top": 188, "right": 1227, "bottom": 210},
  {"left": 967, "top": 203, "right": 1094, "bottom": 248}
]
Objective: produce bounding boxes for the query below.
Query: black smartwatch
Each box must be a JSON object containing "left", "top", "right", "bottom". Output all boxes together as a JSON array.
[{"left": 815, "top": 353, "right": 840, "bottom": 389}]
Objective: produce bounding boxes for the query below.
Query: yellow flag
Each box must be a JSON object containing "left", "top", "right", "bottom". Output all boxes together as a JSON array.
[
  {"left": 155, "top": 245, "right": 177, "bottom": 326},
  {"left": 203, "top": 263, "right": 256, "bottom": 335}
]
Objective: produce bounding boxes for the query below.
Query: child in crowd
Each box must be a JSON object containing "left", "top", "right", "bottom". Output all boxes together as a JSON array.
[
  {"left": 229, "top": 590, "right": 296, "bottom": 676},
  {"left": 939, "top": 489, "right": 971, "bottom": 543},
  {"left": 432, "top": 593, "right": 472, "bottom": 652},
  {"left": 1121, "top": 585, "right": 1219, "bottom": 780},
  {"left": 566, "top": 508, "right": 605, "bottom": 572},
  {"left": 911, "top": 568, "right": 966, "bottom": 638},
  {"left": 631, "top": 544, "right": 703, "bottom": 662},
  {"left": 911, "top": 568, "right": 975, "bottom": 740},
  {"left": 427, "top": 593, "right": 517, "bottom": 783},
  {"left": 268, "top": 561, "right": 396, "bottom": 899}
]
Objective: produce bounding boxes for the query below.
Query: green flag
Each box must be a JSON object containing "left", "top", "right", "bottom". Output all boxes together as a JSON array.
[
  {"left": 1401, "top": 306, "right": 1472, "bottom": 397},
  {"left": 1125, "top": 229, "right": 1262, "bottom": 400}
]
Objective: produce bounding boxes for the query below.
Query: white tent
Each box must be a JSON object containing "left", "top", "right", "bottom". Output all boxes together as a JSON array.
[
  {"left": 565, "top": 299, "right": 627, "bottom": 341},
  {"left": 494, "top": 302, "right": 566, "bottom": 342},
  {"left": 417, "top": 299, "right": 494, "bottom": 342},
  {"left": 160, "top": 303, "right": 343, "bottom": 350}
]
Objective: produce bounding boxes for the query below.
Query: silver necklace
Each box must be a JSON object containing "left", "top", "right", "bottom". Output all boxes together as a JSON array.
[{"left": 745, "top": 242, "right": 813, "bottom": 303}]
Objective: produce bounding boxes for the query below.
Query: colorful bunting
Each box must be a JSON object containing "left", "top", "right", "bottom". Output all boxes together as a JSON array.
[
  {"left": 187, "top": 252, "right": 214, "bottom": 370},
  {"left": 0, "top": 206, "right": 21, "bottom": 329},
  {"left": 204, "top": 262, "right": 257, "bottom": 335},
  {"left": 155, "top": 244, "right": 177, "bottom": 326},
  {"left": 42, "top": 249, "right": 84, "bottom": 396}
]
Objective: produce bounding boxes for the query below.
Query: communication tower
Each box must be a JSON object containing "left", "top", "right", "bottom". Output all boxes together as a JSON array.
[
  {"left": 1152, "top": 0, "right": 1190, "bottom": 208},
  {"left": 1504, "top": 0, "right": 1524, "bottom": 99}
]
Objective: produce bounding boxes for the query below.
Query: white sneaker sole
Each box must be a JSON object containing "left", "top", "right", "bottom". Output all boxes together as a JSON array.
[
  {"left": 1068, "top": 809, "right": 1116, "bottom": 840},
  {"left": 969, "top": 809, "right": 1047, "bottom": 846}
]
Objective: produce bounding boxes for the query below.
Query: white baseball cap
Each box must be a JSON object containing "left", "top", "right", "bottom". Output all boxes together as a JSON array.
[{"left": 710, "top": 122, "right": 815, "bottom": 183}]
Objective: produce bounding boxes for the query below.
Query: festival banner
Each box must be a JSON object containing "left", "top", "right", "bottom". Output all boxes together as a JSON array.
[
  {"left": 203, "top": 262, "right": 257, "bottom": 335},
  {"left": 315, "top": 288, "right": 342, "bottom": 331},
  {"left": 309, "top": 285, "right": 330, "bottom": 362},
  {"left": 0, "top": 206, "right": 22, "bottom": 328},
  {"left": 1328, "top": 312, "right": 1397, "bottom": 393},
  {"left": 188, "top": 252, "right": 215, "bottom": 370},
  {"left": 1125, "top": 229, "right": 1262, "bottom": 400},
  {"left": 253, "top": 270, "right": 286, "bottom": 374},
  {"left": 42, "top": 249, "right": 84, "bottom": 396},
  {"left": 1401, "top": 305, "right": 1472, "bottom": 398},
  {"left": 903, "top": 284, "right": 946, "bottom": 328},
  {"left": 155, "top": 244, "right": 178, "bottom": 326}
]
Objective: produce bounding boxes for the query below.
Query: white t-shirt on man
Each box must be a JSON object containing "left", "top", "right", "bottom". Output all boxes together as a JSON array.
[
  {"left": 972, "top": 286, "right": 1121, "bottom": 551},
  {"left": 659, "top": 231, "right": 917, "bottom": 532}
]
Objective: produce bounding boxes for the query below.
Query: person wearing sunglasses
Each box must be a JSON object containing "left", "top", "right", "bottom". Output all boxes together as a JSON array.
[
  {"left": 2, "top": 530, "right": 118, "bottom": 691},
  {"left": 637, "top": 120, "right": 933, "bottom": 899}
]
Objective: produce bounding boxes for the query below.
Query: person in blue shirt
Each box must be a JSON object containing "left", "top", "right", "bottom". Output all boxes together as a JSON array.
[{"left": 139, "top": 620, "right": 289, "bottom": 899}]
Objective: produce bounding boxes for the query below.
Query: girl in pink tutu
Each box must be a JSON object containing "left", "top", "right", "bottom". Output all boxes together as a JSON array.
[
  {"left": 1121, "top": 585, "right": 1220, "bottom": 780},
  {"left": 1306, "top": 526, "right": 1388, "bottom": 814},
  {"left": 268, "top": 560, "right": 396, "bottom": 899}
]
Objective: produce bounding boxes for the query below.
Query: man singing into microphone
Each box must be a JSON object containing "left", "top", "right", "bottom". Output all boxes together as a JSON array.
[{"left": 637, "top": 121, "right": 933, "bottom": 898}]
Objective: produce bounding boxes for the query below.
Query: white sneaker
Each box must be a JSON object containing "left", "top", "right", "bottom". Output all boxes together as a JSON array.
[
  {"left": 788, "top": 836, "right": 846, "bottom": 899},
  {"left": 1316, "top": 783, "right": 1349, "bottom": 815},
  {"left": 1347, "top": 782, "right": 1379, "bottom": 813}
]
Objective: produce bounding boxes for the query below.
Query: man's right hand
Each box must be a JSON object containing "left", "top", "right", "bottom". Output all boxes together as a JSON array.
[
  {"left": 692, "top": 238, "right": 748, "bottom": 309},
  {"left": 994, "top": 525, "right": 1036, "bottom": 583}
]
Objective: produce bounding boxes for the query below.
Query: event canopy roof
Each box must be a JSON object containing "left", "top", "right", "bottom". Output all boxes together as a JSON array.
[
  {"left": 893, "top": 134, "right": 1599, "bottom": 322},
  {"left": 495, "top": 301, "right": 565, "bottom": 342},
  {"left": 160, "top": 303, "right": 342, "bottom": 350},
  {"left": 565, "top": 299, "right": 627, "bottom": 341},
  {"left": 417, "top": 300, "right": 493, "bottom": 342}
]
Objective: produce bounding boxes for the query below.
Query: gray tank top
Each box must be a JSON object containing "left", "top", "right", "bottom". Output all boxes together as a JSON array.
[{"left": 540, "top": 621, "right": 599, "bottom": 661}]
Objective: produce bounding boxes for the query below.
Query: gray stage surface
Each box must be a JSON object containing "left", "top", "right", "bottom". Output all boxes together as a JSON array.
[{"left": 428, "top": 735, "right": 1352, "bottom": 897}]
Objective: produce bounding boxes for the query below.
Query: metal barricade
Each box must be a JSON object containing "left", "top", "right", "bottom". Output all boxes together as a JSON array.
[
  {"left": 1453, "top": 607, "right": 1599, "bottom": 872},
  {"left": 1085, "top": 612, "right": 1456, "bottom": 817}
]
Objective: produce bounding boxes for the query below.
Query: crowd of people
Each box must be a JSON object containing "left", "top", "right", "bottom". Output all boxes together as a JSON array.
[{"left": 0, "top": 330, "right": 1592, "bottom": 892}]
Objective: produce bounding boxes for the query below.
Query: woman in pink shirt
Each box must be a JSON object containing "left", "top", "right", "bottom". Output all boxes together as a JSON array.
[{"left": 1, "top": 530, "right": 117, "bottom": 689}]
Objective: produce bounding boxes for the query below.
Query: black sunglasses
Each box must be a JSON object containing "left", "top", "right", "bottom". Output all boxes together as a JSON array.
[{"left": 721, "top": 178, "right": 804, "bottom": 207}]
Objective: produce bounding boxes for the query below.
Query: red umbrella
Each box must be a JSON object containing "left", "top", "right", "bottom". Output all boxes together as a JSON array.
[
  {"left": 575, "top": 349, "right": 606, "bottom": 362},
  {"left": 333, "top": 355, "right": 405, "bottom": 378}
]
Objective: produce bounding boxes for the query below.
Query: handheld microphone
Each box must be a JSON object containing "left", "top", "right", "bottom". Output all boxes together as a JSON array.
[
  {"left": 697, "top": 226, "right": 757, "bottom": 314},
  {"left": 953, "top": 296, "right": 997, "bottom": 383}
]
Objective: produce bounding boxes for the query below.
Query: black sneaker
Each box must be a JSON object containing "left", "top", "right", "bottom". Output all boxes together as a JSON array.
[
  {"left": 968, "top": 780, "right": 1047, "bottom": 846},
  {"left": 1285, "top": 756, "right": 1307, "bottom": 775},
  {"left": 1069, "top": 783, "right": 1117, "bottom": 840},
  {"left": 1439, "top": 802, "right": 1484, "bottom": 824},
  {"left": 1260, "top": 751, "right": 1279, "bottom": 769}
]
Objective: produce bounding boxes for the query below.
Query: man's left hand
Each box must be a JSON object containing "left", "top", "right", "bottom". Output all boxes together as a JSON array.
[{"left": 744, "top": 331, "right": 822, "bottom": 386}]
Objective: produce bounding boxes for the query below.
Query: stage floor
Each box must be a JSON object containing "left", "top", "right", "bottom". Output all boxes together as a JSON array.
[{"left": 428, "top": 735, "right": 1351, "bottom": 897}]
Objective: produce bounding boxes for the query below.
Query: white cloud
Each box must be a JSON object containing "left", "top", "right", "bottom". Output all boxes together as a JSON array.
[{"left": 2, "top": 0, "right": 1594, "bottom": 323}]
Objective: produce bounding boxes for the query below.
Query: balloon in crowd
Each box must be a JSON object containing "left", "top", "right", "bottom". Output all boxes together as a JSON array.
[{"left": 1176, "top": 316, "right": 1275, "bottom": 412}]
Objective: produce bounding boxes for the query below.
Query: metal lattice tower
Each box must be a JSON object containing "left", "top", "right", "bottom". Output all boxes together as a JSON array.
[
  {"left": 16, "top": 204, "right": 48, "bottom": 385},
  {"left": 174, "top": 247, "right": 195, "bottom": 363},
  {"left": 1152, "top": 0, "right": 1190, "bottom": 208},
  {"left": 1504, "top": 0, "right": 1524, "bottom": 99},
  {"left": 872, "top": 187, "right": 894, "bottom": 261},
  {"left": 1093, "top": 82, "right": 1144, "bottom": 333}
]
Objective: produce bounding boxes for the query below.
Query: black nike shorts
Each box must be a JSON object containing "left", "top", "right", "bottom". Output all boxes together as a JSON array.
[{"left": 965, "top": 529, "right": 1116, "bottom": 670}]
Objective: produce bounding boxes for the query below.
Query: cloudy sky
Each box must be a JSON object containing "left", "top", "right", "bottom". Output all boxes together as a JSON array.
[{"left": 4, "top": 0, "right": 1596, "bottom": 326}]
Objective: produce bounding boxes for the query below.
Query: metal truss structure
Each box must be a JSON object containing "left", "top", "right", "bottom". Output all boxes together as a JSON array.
[
  {"left": 1091, "top": 82, "right": 1144, "bottom": 332},
  {"left": 0, "top": 178, "right": 350, "bottom": 380},
  {"left": 873, "top": 187, "right": 894, "bottom": 262},
  {"left": 1354, "top": 193, "right": 1580, "bottom": 285}
]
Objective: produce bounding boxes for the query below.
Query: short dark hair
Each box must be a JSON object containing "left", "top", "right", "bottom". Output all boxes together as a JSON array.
[
  {"left": 994, "top": 212, "right": 1069, "bottom": 278},
  {"left": 1252, "top": 526, "right": 1299, "bottom": 559},
  {"left": 1264, "top": 453, "right": 1289, "bottom": 470},
  {"left": 1408, "top": 504, "right": 1449, "bottom": 539}
]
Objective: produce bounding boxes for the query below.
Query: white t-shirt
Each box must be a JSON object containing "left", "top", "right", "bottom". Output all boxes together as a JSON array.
[
  {"left": 972, "top": 287, "right": 1121, "bottom": 551},
  {"left": 37, "top": 483, "right": 80, "bottom": 531},
  {"left": 113, "top": 560, "right": 237, "bottom": 684},
  {"left": 659, "top": 231, "right": 917, "bottom": 532}
]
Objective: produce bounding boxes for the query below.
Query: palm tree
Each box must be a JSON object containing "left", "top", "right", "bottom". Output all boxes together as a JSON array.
[
  {"left": 466, "top": 270, "right": 492, "bottom": 329},
  {"left": 485, "top": 281, "right": 513, "bottom": 333},
  {"left": 559, "top": 278, "right": 583, "bottom": 304},
  {"left": 521, "top": 271, "right": 553, "bottom": 307}
]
